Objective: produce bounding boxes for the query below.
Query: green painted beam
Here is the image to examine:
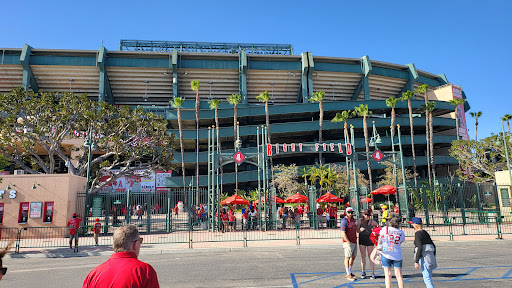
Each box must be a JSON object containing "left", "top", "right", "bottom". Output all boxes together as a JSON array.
[
  {"left": 397, "top": 63, "right": 419, "bottom": 99},
  {"left": 351, "top": 77, "right": 363, "bottom": 100},
  {"left": 306, "top": 52, "right": 314, "bottom": 99},
  {"left": 98, "top": 47, "right": 113, "bottom": 104},
  {"left": 248, "top": 60, "right": 301, "bottom": 71},
  {"left": 165, "top": 99, "right": 455, "bottom": 121},
  {"left": 168, "top": 116, "right": 456, "bottom": 140},
  {"left": 31, "top": 55, "right": 96, "bottom": 66},
  {"left": 301, "top": 52, "right": 309, "bottom": 103},
  {"left": 239, "top": 50, "right": 248, "bottom": 104},
  {"left": 20, "top": 45, "right": 38, "bottom": 93},
  {"left": 315, "top": 62, "right": 360, "bottom": 73},
  {"left": 437, "top": 74, "right": 448, "bottom": 84}
]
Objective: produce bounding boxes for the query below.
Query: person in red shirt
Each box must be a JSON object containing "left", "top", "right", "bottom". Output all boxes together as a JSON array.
[
  {"left": 67, "top": 213, "right": 83, "bottom": 252},
  {"left": 83, "top": 224, "right": 160, "bottom": 288},
  {"left": 340, "top": 207, "right": 358, "bottom": 281},
  {"left": 394, "top": 203, "right": 399, "bottom": 214},
  {"left": 221, "top": 208, "right": 229, "bottom": 233},
  {"left": 316, "top": 205, "right": 324, "bottom": 228},
  {"left": 91, "top": 218, "right": 102, "bottom": 246}
]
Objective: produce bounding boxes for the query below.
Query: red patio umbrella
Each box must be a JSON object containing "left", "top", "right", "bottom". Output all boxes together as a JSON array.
[
  {"left": 359, "top": 196, "right": 373, "bottom": 203},
  {"left": 221, "top": 195, "right": 250, "bottom": 205},
  {"left": 254, "top": 196, "right": 285, "bottom": 204},
  {"left": 371, "top": 185, "right": 397, "bottom": 195},
  {"left": 316, "top": 192, "right": 344, "bottom": 203},
  {"left": 284, "top": 193, "right": 309, "bottom": 203}
]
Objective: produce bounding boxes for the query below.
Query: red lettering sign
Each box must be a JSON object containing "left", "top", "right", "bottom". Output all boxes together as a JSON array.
[
  {"left": 346, "top": 143, "right": 352, "bottom": 155},
  {"left": 267, "top": 144, "right": 272, "bottom": 156}
]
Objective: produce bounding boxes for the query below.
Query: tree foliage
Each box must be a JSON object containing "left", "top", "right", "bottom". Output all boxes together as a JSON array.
[
  {"left": 271, "top": 164, "right": 304, "bottom": 198},
  {"left": 0, "top": 87, "right": 174, "bottom": 192},
  {"left": 376, "top": 162, "right": 414, "bottom": 187},
  {"left": 449, "top": 135, "right": 512, "bottom": 182}
]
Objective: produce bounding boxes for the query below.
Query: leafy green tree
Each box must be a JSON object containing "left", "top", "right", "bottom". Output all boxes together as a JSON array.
[
  {"left": 449, "top": 98, "right": 466, "bottom": 140},
  {"left": 271, "top": 164, "right": 303, "bottom": 198},
  {"left": 0, "top": 87, "right": 174, "bottom": 192},
  {"left": 401, "top": 90, "right": 417, "bottom": 186},
  {"left": 470, "top": 111, "right": 482, "bottom": 141},
  {"left": 353, "top": 104, "right": 373, "bottom": 192},
  {"left": 171, "top": 97, "right": 186, "bottom": 191},
  {"left": 449, "top": 135, "right": 512, "bottom": 182},
  {"left": 227, "top": 93, "right": 242, "bottom": 193},
  {"left": 309, "top": 91, "right": 326, "bottom": 163},
  {"left": 502, "top": 114, "right": 512, "bottom": 134},
  {"left": 376, "top": 162, "right": 414, "bottom": 187},
  {"left": 190, "top": 79, "right": 201, "bottom": 199}
]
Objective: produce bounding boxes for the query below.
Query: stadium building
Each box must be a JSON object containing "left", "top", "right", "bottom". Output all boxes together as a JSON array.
[{"left": 0, "top": 40, "right": 470, "bottom": 192}]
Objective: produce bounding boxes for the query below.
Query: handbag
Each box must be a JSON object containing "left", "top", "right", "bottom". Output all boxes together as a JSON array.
[{"left": 370, "top": 247, "right": 382, "bottom": 265}]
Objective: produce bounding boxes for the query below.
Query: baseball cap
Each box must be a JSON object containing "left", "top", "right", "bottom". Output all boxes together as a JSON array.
[
  {"left": 363, "top": 209, "right": 372, "bottom": 216},
  {"left": 381, "top": 205, "right": 388, "bottom": 209},
  {"left": 95, "top": 218, "right": 100, "bottom": 222},
  {"left": 408, "top": 217, "right": 422, "bottom": 224},
  {"left": 72, "top": 213, "right": 77, "bottom": 217},
  {"left": 346, "top": 207, "right": 354, "bottom": 212}
]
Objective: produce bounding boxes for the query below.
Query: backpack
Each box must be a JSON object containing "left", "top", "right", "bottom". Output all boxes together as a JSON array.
[{"left": 370, "top": 226, "right": 382, "bottom": 246}]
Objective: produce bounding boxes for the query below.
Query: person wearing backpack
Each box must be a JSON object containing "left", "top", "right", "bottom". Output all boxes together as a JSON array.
[{"left": 409, "top": 217, "right": 437, "bottom": 288}]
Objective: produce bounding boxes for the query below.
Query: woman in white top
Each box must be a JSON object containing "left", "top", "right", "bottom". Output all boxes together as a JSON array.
[{"left": 377, "top": 216, "right": 405, "bottom": 288}]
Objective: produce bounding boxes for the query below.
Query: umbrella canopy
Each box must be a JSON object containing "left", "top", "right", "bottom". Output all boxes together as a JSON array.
[
  {"left": 254, "top": 196, "right": 285, "bottom": 204},
  {"left": 371, "top": 185, "right": 397, "bottom": 195},
  {"left": 221, "top": 195, "right": 250, "bottom": 205},
  {"left": 284, "top": 193, "right": 309, "bottom": 203},
  {"left": 316, "top": 192, "right": 344, "bottom": 203},
  {"left": 359, "top": 196, "right": 373, "bottom": 203}
]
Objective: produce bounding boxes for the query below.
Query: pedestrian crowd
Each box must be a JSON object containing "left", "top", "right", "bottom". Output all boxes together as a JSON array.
[{"left": 340, "top": 205, "right": 436, "bottom": 288}]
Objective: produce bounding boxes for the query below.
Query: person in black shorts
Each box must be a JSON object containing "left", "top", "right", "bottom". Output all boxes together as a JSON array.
[{"left": 357, "top": 209, "right": 379, "bottom": 279}]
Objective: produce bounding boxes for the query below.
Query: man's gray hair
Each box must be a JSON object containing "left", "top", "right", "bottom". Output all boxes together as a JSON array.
[{"left": 113, "top": 224, "right": 140, "bottom": 252}]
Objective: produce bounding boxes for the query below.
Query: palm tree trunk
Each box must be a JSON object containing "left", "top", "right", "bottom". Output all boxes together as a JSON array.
[
  {"left": 215, "top": 108, "right": 223, "bottom": 196},
  {"left": 429, "top": 111, "right": 435, "bottom": 182},
  {"left": 177, "top": 108, "right": 186, "bottom": 192},
  {"left": 391, "top": 107, "right": 396, "bottom": 136},
  {"left": 408, "top": 100, "right": 417, "bottom": 186},
  {"left": 426, "top": 109, "right": 431, "bottom": 186},
  {"left": 475, "top": 121, "right": 478, "bottom": 141},
  {"left": 318, "top": 101, "right": 323, "bottom": 164},
  {"left": 344, "top": 121, "right": 350, "bottom": 143},
  {"left": 363, "top": 116, "right": 373, "bottom": 193},
  {"left": 234, "top": 104, "right": 238, "bottom": 194},
  {"left": 195, "top": 92, "right": 200, "bottom": 205},
  {"left": 507, "top": 121, "right": 510, "bottom": 134}
]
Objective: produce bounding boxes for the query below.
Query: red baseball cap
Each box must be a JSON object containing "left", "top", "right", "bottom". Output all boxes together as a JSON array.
[
  {"left": 72, "top": 213, "right": 77, "bottom": 217},
  {"left": 95, "top": 218, "right": 100, "bottom": 222}
]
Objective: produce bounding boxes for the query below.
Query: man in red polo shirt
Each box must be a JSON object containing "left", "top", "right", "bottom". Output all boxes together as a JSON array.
[
  {"left": 67, "top": 213, "right": 82, "bottom": 252},
  {"left": 83, "top": 224, "right": 160, "bottom": 288},
  {"left": 340, "top": 207, "right": 358, "bottom": 281}
]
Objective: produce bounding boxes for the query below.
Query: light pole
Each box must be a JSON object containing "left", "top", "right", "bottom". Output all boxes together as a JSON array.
[{"left": 84, "top": 126, "right": 97, "bottom": 227}]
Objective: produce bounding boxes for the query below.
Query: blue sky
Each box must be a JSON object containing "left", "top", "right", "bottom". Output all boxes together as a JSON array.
[{"left": 2, "top": 0, "right": 510, "bottom": 138}]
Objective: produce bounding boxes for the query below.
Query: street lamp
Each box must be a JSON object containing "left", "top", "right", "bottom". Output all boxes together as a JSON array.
[
  {"left": 369, "top": 121, "right": 382, "bottom": 148},
  {"left": 84, "top": 127, "right": 97, "bottom": 227}
]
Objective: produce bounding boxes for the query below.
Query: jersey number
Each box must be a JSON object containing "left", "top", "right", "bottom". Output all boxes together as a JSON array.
[{"left": 388, "top": 234, "right": 401, "bottom": 244}]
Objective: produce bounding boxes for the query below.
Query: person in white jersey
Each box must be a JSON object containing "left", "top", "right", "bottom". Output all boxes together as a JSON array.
[{"left": 377, "top": 216, "right": 405, "bottom": 288}]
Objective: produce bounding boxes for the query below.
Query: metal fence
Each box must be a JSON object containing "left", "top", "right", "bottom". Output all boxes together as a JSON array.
[{"left": 2, "top": 211, "right": 511, "bottom": 253}]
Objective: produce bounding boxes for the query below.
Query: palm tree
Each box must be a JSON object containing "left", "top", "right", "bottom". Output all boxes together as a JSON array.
[
  {"left": 256, "top": 91, "right": 274, "bottom": 180},
  {"left": 422, "top": 101, "right": 436, "bottom": 184},
  {"left": 449, "top": 98, "right": 466, "bottom": 140},
  {"left": 401, "top": 90, "right": 417, "bottom": 186},
  {"left": 227, "top": 93, "right": 242, "bottom": 193},
  {"left": 209, "top": 99, "right": 223, "bottom": 195},
  {"left": 501, "top": 114, "right": 512, "bottom": 134},
  {"left": 415, "top": 84, "right": 430, "bottom": 184},
  {"left": 385, "top": 96, "right": 399, "bottom": 136},
  {"left": 309, "top": 91, "right": 326, "bottom": 163},
  {"left": 470, "top": 111, "right": 482, "bottom": 141},
  {"left": 331, "top": 110, "right": 352, "bottom": 143},
  {"left": 353, "top": 104, "right": 373, "bottom": 192},
  {"left": 191, "top": 79, "right": 201, "bottom": 203},
  {"left": 171, "top": 97, "right": 186, "bottom": 192},
  {"left": 426, "top": 101, "right": 436, "bottom": 183}
]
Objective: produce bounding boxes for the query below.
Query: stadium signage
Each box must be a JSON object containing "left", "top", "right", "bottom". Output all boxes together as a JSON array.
[{"left": 267, "top": 143, "right": 352, "bottom": 156}]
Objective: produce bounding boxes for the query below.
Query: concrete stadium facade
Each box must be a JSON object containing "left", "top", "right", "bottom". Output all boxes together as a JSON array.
[{"left": 0, "top": 44, "right": 469, "bottom": 191}]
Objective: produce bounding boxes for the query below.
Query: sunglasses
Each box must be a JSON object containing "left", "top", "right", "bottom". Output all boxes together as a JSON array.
[
  {"left": 1, "top": 267, "right": 7, "bottom": 276},
  {"left": 134, "top": 237, "right": 143, "bottom": 244},
  {"left": 347, "top": 211, "right": 354, "bottom": 214}
]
